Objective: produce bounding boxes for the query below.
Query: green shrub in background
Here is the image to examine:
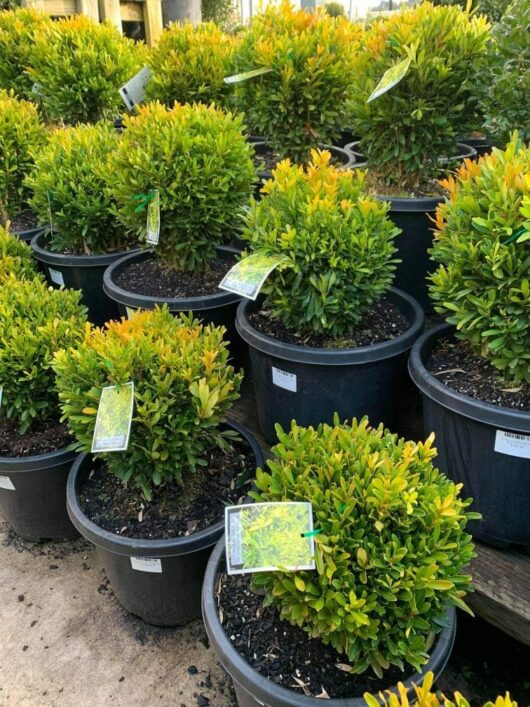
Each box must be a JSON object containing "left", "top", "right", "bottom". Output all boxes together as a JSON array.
[
  {"left": 146, "top": 21, "right": 238, "bottom": 108},
  {"left": 110, "top": 101, "right": 255, "bottom": 271},
  {"left": 0, "top": 90, "right": 46, "bottom": 224},
  {"left": 242, "top": 151, "right": 399, "bottom": 337},
  {"left": 432, "top": 0, "right": 511, "bottom": 22},
  {"left": 202, "top": 0, "right": 236, "bottom": 28},
  {"left": 324, "top": 2, "right": 346, "bottom": 17},
  {"left": 252, "top": 416, "right": 477, "bottom": 676},
  {"left": 0, "top": 225, "right": 40, "bottom": 281},
  {"left": 28, "top": 16, "right": 144, "bottom": 125},
  {"left": 430, "top": 135, "right": 530, "bottom": 384},
  {"left": 26, "top": 122, "right": 136, "bottom": 256},
  {"left": 0, "top": 275, "right": 86, "bottom": 433},
  {"left": 53, "top": 307, "right": 242, "bottom": 499}
]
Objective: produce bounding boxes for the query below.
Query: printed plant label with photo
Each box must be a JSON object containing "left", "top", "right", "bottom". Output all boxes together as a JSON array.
[
  {"left": 146, "top": 190, "right": 160, "bottom": 246},
  {"left": 368, "top": 55, "right": 412, "bottom": 103},
  {"left": 92, "top": 382, "right": 135, "bottom": 453},
  {"left": 219, "top": 253, "right": 286, "bottom": 300},
  {"left": 225, "top": 502, "right": 316, "bottom": 575},
  {"left": 119, "top": 66, "right": 152, "bottom": 110},
  {"left": 224, "top": 67, "right": 272, "bottom": 85}
]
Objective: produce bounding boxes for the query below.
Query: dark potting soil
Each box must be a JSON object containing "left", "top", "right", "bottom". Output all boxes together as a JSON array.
[
  {"left": 249, "top": 298, "right": 409, "bottom": 349},
  {"left": 218, "top": 572, "right": 406, "bottom": 699},
  {"left": 78, "top": 439, "right": 255, "bottom": 539},
  {"left": 364, "top": 170, "right": 446, "bottom": 199},
  {"left": 2, "top": 209, "right": 39, "bottom": 233},
  {"left": 114, "top": 256, "right": 232, "bottom": 299},
  {"left": 0, "top": 417, "right": 71, "bottom": 457},
  {"left": 427, "top": 338, "right": 530, "bottom": 412},
  {"left": 253, "top": 145, "right": 345, "bottom": 175}
]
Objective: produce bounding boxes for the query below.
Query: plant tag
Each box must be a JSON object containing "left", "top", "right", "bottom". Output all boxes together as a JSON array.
[
  {"left": 224, "top": 67, "right": 272, "bottom": 84},
  {"left": 368, "top": 55, "right": 412, "bottom": 102},
  {"left": 0, "top": 475, "right": 15, "bottom": 491},
  {"left": 125, "top": 306, "right": 136, "bottom": 319},
  {"left": 48, "top": 267, "right": 64, "bottom": 287},
  {"left": 119, "top": 66, "right": 152, "bottom": 110},
  {"left": 92, "top": 382, "right": 134, "bottom": 453},
  {"left": 130, "top": 557, "right": 162, "bottom": 573},
  {"left": 272, "top": 366, "right": 297, "bottom": 392},
  {"left": 219, "top": 253, "right": 286, "bottom": 300},
  {"left": 46, "top": 189, "right": 53, "bottom": 236},
  {"left": 225, "top": 502, "right": 316, "bottom": 575},
  {"left": 494, "top": 430, "right": 530, "bottom": 459},
  {"left": 146, "top": 190, "right": 160, "bottom": 246},
  {"left": 0, "top": 387, "right": 3, "bottom": 407}
]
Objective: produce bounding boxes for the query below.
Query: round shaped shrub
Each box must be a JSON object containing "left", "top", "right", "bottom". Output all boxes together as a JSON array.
[
  {"left": 430, "top": 135, "right": 530, "bottom": 384},
  {"left": 324, "top": 2, "right": 346, "bottom": 17},
  {"left": 146, "top": 22, "right": 238, "bottom": 108},
  {"left": 26, "top": 122, "right": 135, "bottom": 256},
  {"left": 110, "top": 101, "right": 256, "bottom": 271},
  {"left": 252, "top": 416, "right": 477, "bottom": 676},
  {"left": 242, "top": 150, "right": 399, "bottom": 337},
  {"left": 0, "top": 275, "right": 87, "bottom": 433},
  {"left": 0, "top": 224, "right": 40, "bottom": 281},
  {"left": 53, "top": 307, "right": 243, "bottom": 500},
  {"left": 28, "top": 16, "right": 144, "bottom": 125}
]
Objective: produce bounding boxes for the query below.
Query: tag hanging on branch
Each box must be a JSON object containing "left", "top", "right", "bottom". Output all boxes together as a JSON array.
[
  {"left": 219, "top": 253, "right": 287, "bottom": 300},
  {"left": 224, "top": 67, "right": 272, "bottom": 85},
  {"left": 91, "top": 382, "right": 135, "bottom": 453}
]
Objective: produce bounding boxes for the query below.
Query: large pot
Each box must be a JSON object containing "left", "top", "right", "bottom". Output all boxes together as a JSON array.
[{"left": 11, "top": 223, "right": 48, "bottom": 244}]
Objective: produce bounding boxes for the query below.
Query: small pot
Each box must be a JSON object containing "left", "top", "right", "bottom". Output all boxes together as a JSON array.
[
  {"left": 66, "top": 420, "right": 264, "bottom": 626},
  {"left": 202, "top": 538, "right": 457, "bottom": 707},
  {"left": 0, "top": 445, "right": 78, "bottom": 542},
  {"left": 236, "top": 288, "right": 424, "bottom": 445},
  {"left": 409, "top": 324, "right": 530, "bottom": 550},
  {"left": 30, "top": 232, "right": 138, "bottom": 326}
]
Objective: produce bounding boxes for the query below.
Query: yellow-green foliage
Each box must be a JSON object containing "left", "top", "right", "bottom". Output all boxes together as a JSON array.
[
  {"left": 53, "top": 307, "right": 243, "bottom": 500},
  {"left": 0, "top": 275, "right": 87, "bottom": 433},
  {"left": 146, "top": 22, "right": 238, "bottom": 108},
  {"left": 0, "top": 224, "right": 40, "bottom": 281}
]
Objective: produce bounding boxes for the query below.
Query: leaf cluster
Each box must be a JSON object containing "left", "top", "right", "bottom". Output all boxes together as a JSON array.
[
  {"left": 0, "top": 224, "right": 40, "bottom": 281},
  {"left": 432, "top": 0, "right": 510, "bottom": 22},
  {"left": 251, "top": 416, "right": 478, "bottom": 676}
]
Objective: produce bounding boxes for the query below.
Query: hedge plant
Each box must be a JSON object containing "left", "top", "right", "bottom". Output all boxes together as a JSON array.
[
  {"left": 252, "top": 416, "right": 478, "bottom": 676},
  {"left": 28, "top": 16, "right": 144, "bottom": 125},
  {"left": 0, "top": 275, "right": 86, "bottom": 433},
  {"left": 53, "top": 307, "right": 242, "bottom": 500},
  {"left": 432, "top": 0, "right": 511, "bottom": 22},
  {"left": 241, "top": 150, "right": 399, "bottom": 337},
  {"left": 0, "top": 224, "right": 40, "bottom": 281},
  {"left": 110, "top": 101, "right": 255, "bottom": 271},
  {"left": 430, "top": 135, "right": 530, "bottom": 384}
]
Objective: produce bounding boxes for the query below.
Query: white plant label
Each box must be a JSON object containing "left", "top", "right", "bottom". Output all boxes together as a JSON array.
[
  {"left": 48, "top": 268, "right": 64, "bottom": 287},
  {"left": 368, "top": 54, "right": 412, "bottom": 103},
  {"left": 219, "top": 253, "right": 286, "bottom": 300},
  {"left": 0, "top": 475, "right": 15, "bottom": 491},
  {"left": 272, "top": 366, "right": 297, "bottom": 393},
  {"left": 92, "top": 382, "right": 134, "bottom": 453},
  {"left": 125, "top": 306, "right": 136, "bottom": 319},
  {"left": 224, "top": 67, "right": 272, "bottom": 84},
  {"left": 119, "top": 66, "right": 152, "bottom": 110},
  {"left": 146, "top": 190, "right": 160, "bottom": 246},
  {"left": 494, "top": 430, "right": 530, "bottom": 459},
  {"left": 0, "top": 387, "right": 3, "bottom": 407},
  {"left": 130, "top": 557, "right": 162, "bottom": 573}
]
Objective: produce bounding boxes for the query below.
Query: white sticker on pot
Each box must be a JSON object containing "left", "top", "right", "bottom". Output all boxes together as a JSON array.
[
  {"left": 119, "top": 66, "right": 152, "bottom": 110},
  {"left": 0, "top": 475, "right": 15, "bottom": 491},
  {"left": 91, "top": 382, "right": 135, "bottom": 453},
  {"left": 130, "top": 557, "right": 162, "bottom": 573},
  {"left": 272, "top": 367, "right": 297, "bottom": 393},
  {"left": 48, "top": 268, "right": 64, "bottom": 287},
  {"left": 494, "top": 430, "right": 530, "bottom": 459}
]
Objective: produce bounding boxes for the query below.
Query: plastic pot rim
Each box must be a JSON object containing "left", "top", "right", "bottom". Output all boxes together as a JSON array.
[
  {"left": 30, "top": 231, "right": 139, "bottom": 268},
  {"left": 0, "top": 445, "right": 77, "bottom": 472},
  {"left": 254, "top": 141, "right": 356, "bottom": 181}
]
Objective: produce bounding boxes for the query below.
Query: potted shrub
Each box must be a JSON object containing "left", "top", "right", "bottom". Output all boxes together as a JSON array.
[
  {"left": 0, "top": 224, "right": 40, "bottom": 280},
  {"left": 202, "top": 416, "right": 478, "bottom": 704},
  {"left": 236, "top": 151, "right": 423, "bottom": 444},
  {"left": 103, "top": 101, "right": 256, "bottom": 367},
  {"left": 0, "top": 90, "right": 47, "bottom": 241},
  {"left": 409, "top": 136, "right": 530, "bottom": 549},
  {"left": 348, "top": 2, "right": 490, "bottom": 311},
  {"left": 0, "top": 274, "right": 86, "bottom": 541},
  {"left": 26, "top": 122, "right": 139, "bottom": 325},
  {"left": 53, "top": 307, "right": 264, "bottom": 625}
]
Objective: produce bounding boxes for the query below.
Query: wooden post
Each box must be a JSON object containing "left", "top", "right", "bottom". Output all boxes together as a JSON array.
[
  {"left": 78, "top": 0, "right": 100, "bottom": 20},
  {"left": 98, "top": 0, "right": 123, "bottom": 30},
  {"left": 143, "top": 0, "right": 163, "bottom": 46}
]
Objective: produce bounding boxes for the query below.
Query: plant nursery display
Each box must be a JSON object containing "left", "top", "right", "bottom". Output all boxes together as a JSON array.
[
  {"left": 0, "top": 274, "right": 87, "bottom": 541},
  {"left": 54, "top": 307, "right": 263, "bottom": 624},
  {"left": 236, "top": 151, "right": 423, "bottom": 443},
  {"left": 203, "top": 417, "right": 477, "bottom": 703},
  {"left": 409, "top": 137, "right": 530, "bottom": 549}
]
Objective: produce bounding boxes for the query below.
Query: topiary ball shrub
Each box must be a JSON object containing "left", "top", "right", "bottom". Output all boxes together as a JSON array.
[
  {"left": 110, "top": 101, "right": 256, "bottom": 272},
  {"left": 429, "top": 135, "right": 530, "bottom": 384},
  {"left": 0, "top": 224, "right": 40, "bottom": 281},
  {"left": 53, "top": 307, "right": 243, "bottom": 500},
  {"left": 251, "top": 416, "right": 478, "bottom": 676},
  {"left": 324, "top": 2, "right": 346, "bottom": 17},
  {"left": 146, "top": 22, "right": 238, "bottom": 108},
  {"left": 242, "top": 150, "right": 399, "bottom": 337},
  {"left": 28, "top": 16, "right": 144, "bottom": 125}
]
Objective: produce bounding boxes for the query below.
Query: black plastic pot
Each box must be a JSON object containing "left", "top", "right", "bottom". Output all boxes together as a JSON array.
[
  {"left": 67, "top": 420, "right": 264, "bottom": 626},
  {"left": 202, "top": 538, "right": 456, "bottom": 707},
  {"left": 103, "top": 246, "right": 247, "bottom": 371},
  {"left": 458, "top": 135, "right": 497, "bottom": 158},
  {"left": 343, "top": 141, "right": 368, "bottom": 167},
  {"left": 409, "top": 324, "right": 530, "bottom": 550},
  {"left": 11, "top": 223, "right": 48, "bottom": 244},
  {"left": 236, "top": 288, "right": 424, "bottom": 445},
  {"left": 0, "top": 446, "right": 78, "bottom": 542},
  {"left": 336, "top": 128, "right": 361, "bottom": 149},
  {"left": 30, "top": 232, "right": 137, "bottom": 326}
]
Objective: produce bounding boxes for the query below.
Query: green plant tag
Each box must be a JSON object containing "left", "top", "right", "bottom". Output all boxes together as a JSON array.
[
  {"left": 91, "top": 382, "right": 135, "bottom": 453},
  {"left": 225, "top": 502, "right": 316, "bottom": 575},
  {"left": 119, "top": 66, "right": 152, "bottom": 111},
  {"left": 46, "top": 189, "right": 53, "bottom": 236},
  {"left": 219, "top": 253, "right": 287, "bottom": 300},
  {"left": 224, "top": 67, "right": 272, "bottom": 85},
  {"left": 146, "top": 190, "right": 160, "bottom": 246},
  {"left": 368, "top": 55, "right": 412, "bottom": 103}
]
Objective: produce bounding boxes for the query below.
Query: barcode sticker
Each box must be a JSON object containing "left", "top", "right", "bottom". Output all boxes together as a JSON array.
[
  {"left": 494, "top": 430, "right": 530, "bottom": 459},
  {"left": 0, "top": 475, "right": 15, "bottom": 491},
  {"left": 272, "top": 367, "right": 297, "bottom": 393},
  {"left": 130, "top": 557, "right": 162, "bottom": 573},
  {"left": 48, "top": 268, "right": 64, "bottom": 286}
]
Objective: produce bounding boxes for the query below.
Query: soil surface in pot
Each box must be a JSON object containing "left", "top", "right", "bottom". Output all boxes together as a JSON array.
[
  {"left": 254, "top": 145, "right": 344, "bottom": 174},
  {"left": 1, "top": 209, "right": 39, "bottom": 233},
  {"left": 218, "top": 572, "right": 406, "bottom": 699},
  {"left": 364, "top": 170, "right": 446, "bottom": 199},
  {"left": 78, "top": 438, "right": 255, "bottom": 539},
  {"left": 114, "top": 256, "right": 232, "bottom": 299},
  {"left": 0, "top": 417, "right": 71, "bottom": 457},
  {"left": 427, "top": 338, "right": 530, "bottom": 411},
  {"left": 249, "top": 298, "right": 409, "bottom": 348}
]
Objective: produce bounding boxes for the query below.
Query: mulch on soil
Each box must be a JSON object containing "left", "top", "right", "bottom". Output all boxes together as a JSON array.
[{"left": 0, "top": 417, "right": 71, "bottom": 457}]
